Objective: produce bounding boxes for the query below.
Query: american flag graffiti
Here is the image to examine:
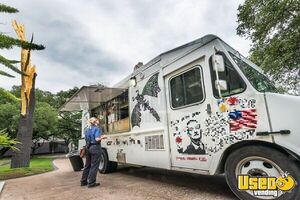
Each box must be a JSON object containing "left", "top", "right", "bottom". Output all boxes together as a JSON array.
[{"left": 229, "top": 109, "right": 257, "bottom": 131}]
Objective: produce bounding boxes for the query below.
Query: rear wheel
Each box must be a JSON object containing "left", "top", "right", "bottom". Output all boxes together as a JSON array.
[
  {"left": 225, "top": 145, "right": 300, "bottom": 200},
  {"left": 99, "top": 149, "right": 118, "bottom": 173}
]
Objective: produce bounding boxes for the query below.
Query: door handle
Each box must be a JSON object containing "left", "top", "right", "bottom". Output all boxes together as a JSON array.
[{"left": 206, "top": 104, "right": 212, "bottom": 115}]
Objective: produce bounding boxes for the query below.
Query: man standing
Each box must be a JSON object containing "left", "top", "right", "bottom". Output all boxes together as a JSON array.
[{"left": 81, "top": 117, "right": 106, "bottom": 188}]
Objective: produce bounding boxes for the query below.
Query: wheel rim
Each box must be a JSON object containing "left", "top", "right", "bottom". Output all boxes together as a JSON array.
[
  {"left": 235, "top": 156, "right": 284, "bottom": 199},
  {"left": 99, "top": 153, "right": 105, "bottom": 170}
]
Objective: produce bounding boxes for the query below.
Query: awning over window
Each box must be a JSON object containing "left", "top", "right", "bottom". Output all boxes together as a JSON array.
[{"left": 60, "top": 86, "right": 127, "bottom": 111}]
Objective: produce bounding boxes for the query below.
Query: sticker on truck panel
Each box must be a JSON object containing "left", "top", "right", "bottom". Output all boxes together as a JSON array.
[{"left": 238, "top": 172, "right": 296, "bottom": 198}]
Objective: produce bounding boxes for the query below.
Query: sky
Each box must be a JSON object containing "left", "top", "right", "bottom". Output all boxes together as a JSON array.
[{"left": 0, "top": 0, "right": 251, "bottom": 93}]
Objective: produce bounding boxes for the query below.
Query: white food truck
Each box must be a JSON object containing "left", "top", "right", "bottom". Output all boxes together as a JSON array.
[{"left": 60, "top": 35, "right": 300, "bottom": 200}]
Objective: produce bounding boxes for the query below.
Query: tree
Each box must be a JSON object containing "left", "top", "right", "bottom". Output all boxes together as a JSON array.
[
  {"left": 0, "top": 4, "right": 44, "bottom": 77},
  {"left": 0, "top": 103, "right": 19, "bottom": 157},
  {"left": 0, "top": 3, "right": 45, "bottom": 168},
  {"left": 0, "top": 88, "right": 60, "bottom": 156},
  {"left": 1, "top": 86, "right": 81, "bottom": 158},
  {"left": 0, "top": 87, "right": 20, "bottom": 104},
  {"left": 0, "top": 102, "right": 19, "bottom": 136},
  {"left": 54, "top": 87, "right": 81, "bottom": 149},
  {"left": 10, "top": 86, "right": 81, "bottom": 147},
  {"left": 55, "top": 87, "right": 79, "bottom": 109},
  {"left": 237, "top": 0, "right": 300, "bottom": 94},
  {"left": 10, "top": 21, "right": 44, "bottom": 168},
  {"left": 32, "top": 102, "right": 58, "bottom": 154},
  {"left": 0, "top": 88, "right": 19, "bottom": 157},
  {"left": 0, "top": 86, "right": 82, "bottom": 157},
  {"left": 56, "top": 112, "right": 82, "bottom": 149}
]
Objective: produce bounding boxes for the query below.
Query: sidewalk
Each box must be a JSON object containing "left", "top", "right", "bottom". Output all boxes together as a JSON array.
[
  {"left": 0, "top": 158, "right": 87, "bottom": 200},
  {"left": 0, "top": 158, "right": 236, "bottom": 200}
]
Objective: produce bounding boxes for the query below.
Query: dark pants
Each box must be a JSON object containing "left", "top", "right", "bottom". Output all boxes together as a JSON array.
[{"left": 81, "top": 145, "right": 102, "bottom": 184}]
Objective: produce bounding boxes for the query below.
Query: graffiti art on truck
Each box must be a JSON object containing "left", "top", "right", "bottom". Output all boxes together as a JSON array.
[
  {"left": 183, "top": 119, "right": 206, "bottom": 154},
  {"left": 171, "top": 112, "right": 206, "bottom": 155},
  {"left": 131, "top": 73, "right": 161, "bottom": 128},
  {"left": 203, "top": 113, "right": 255, "bottom": 155},
  {"left": 217, "top": 96, "right": 257, "bottom": 132},
  {"left": 229, "top": 109, "right": 257, "bottom": 131},
  {"left": 203, "top": 96, "right": 257, "bottom": 155},
  {"left": 171, "top": 96, "right": 258, "bottom": 156}
]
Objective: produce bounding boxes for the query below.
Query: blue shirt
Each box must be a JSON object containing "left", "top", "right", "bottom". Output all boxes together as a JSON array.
[{"left": 85, "top": 125, "right": 102, "bottom": 144}]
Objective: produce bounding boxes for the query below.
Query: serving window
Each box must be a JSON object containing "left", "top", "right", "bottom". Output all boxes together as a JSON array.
[{"left": 91, "top": 90, "right": 129, "bottom": 134}]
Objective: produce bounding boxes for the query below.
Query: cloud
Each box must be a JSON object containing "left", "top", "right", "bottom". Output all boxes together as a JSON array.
[{"left": 0, "top": 0, "right": 251, "bottom": 93}]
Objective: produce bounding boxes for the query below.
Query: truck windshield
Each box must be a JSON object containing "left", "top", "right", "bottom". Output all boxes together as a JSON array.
[{"left": 229, "top": 52, "right": 277, "bottom": 93}]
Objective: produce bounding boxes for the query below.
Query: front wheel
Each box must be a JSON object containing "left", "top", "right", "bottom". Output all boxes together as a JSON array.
[
  {"left": 225, "top": 145, "right": 299, "bottom": 200},
  {"left": 98, "top": 149, "right": 118, "bottom": 174}
]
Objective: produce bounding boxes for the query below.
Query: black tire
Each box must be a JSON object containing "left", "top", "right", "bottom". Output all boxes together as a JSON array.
[
  {"left": 225, "top": 145, "right": 300, "bottom": 200},
  {"left": 98, "top": 149, "right": 118, "bottom": 174}
]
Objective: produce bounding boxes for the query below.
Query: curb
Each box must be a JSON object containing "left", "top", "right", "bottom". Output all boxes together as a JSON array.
[{"left": 0, "top": 181, "right": 5, "bottom": 193}]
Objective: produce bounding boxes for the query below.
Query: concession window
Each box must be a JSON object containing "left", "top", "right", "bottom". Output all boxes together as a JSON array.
[{"left": 60, "top": 85, "right": 130, "bottom": 134}]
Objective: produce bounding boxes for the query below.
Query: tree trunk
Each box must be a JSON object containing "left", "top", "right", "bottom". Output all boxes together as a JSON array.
[{"left": 10, "top": 75, "right": 36, "bottom": 168}]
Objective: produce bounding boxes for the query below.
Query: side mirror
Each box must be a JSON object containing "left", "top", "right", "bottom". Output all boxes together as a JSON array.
[
  {"left": 212, "top": 54, "right": 225, "bottom": 72},
  {"left": 215, "top": 80, "right": 228, "bottom": 91}
]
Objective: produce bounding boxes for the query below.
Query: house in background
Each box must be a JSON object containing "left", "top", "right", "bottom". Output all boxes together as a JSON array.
[{"left": 3, "top": 138, "right": 68, "bottom": 157}]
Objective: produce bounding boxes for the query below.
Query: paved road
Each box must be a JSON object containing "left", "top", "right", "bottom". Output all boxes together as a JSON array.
[{"left": 1, "top": 158, "right": 237, "bottom": 200}]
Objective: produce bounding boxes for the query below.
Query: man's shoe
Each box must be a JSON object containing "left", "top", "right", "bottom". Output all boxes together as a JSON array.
[
  {"left": 87, "top": 183, "right": 100, "bottom": 188},
  {"left": 80, "top": 182, "right": 88, "bottom": 186}
]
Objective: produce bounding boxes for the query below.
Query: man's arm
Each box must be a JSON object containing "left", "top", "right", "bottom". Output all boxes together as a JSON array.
[{"left": 95, "top": 127, "right": 107, "bottom": 142}]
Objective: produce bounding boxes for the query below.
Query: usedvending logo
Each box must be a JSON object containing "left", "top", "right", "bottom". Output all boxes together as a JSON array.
[{"left": 238, "top": 172, "right": 296, "bottom": 197}]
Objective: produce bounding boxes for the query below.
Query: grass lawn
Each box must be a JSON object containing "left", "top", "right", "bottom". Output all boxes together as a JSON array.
[{"left": 0, "top": 157, "right": 54, "bottom": 180}]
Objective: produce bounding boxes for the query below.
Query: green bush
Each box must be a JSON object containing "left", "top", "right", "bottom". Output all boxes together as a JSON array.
[{"left": 0, "top": 129, "right": 20, "bottom": 151}]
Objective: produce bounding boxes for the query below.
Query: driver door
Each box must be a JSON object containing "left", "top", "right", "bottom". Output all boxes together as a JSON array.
[{"left": 165, "top": 62, "right": 211, "bottom": 170}]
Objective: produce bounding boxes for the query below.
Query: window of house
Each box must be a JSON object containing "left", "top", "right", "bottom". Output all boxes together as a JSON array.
[
  {"left": 170, "top": 67, "right": 204, "bottom": 108},
  {"left": 209, "top": 52, "right": 246, "bottom": 98}
]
